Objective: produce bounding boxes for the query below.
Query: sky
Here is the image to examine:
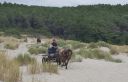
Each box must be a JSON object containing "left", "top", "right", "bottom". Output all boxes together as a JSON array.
[{"left": 0, "top": 0, "right": 128, "bottom": 7}]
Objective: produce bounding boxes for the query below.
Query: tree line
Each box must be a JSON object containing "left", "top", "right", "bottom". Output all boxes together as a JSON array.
[{"left": 0, "top": 2, "right": 128, "bottom": 44}]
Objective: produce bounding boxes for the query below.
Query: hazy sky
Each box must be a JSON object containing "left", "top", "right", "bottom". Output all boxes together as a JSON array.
[{"left": 0, "top": 0, "right": 128, "bottom": 7}]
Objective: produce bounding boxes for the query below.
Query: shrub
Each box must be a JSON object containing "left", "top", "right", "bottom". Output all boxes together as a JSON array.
[
  {"left": 15, "top": 53, "right": 36, "bottom": 65},
  {"left": 93, "top": 49, "right": 112, "bottom": 60},
  {"left": 77, "top": 48, "right": 120, "bottom": 62},
  {"left": 67, "top": 40, "right": 86, "bottom": 49},
  {"left": 72, "top": 43, "right": 86, "bottom": 49},
  {"left": 41, "top": 43, "right": 49, "bottom": 48},
  {"left": 71, "top": 54, "right": 83, "bottom": 62},
  {"left": 87, "top": 42, "right": 98, "bottom": 48},
  {"left": 96, "top": 41, "right": 110, "bottom": 48},
  {"left": 77, "top": 48, "right": 93, "bottom": 59},
  {"left": 63, "top": 44, "right": 72, "bottom": 49},
  {"left": 110, "top": 45, "right": 128, "bottom": 54},
  {"left": 109, "top": 46, "right": 119, "bottom": 54},
  {"left": 4, "top": 42, "right": 19, "bottom": 50},
  {"left": 4, "top": 37, "right": 20, "bottom": 50},
  {"left": 28, "top": 45, "right": 47, "bottom": 55},
  {"left": 58, "top": 39, "right": 66, "bottom": 47}
]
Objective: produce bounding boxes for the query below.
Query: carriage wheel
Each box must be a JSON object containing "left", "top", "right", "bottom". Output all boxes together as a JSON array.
[{"left": 42, "top": 57, "right": 46, "bottom": 63}]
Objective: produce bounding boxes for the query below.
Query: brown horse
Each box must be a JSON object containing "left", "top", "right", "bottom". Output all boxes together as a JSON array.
[
  {"left": 57, "top": 48, "right": 72, "bottom": 69},
  {"left": 37, "top": 38, "right": 41, "bottom": 43}
]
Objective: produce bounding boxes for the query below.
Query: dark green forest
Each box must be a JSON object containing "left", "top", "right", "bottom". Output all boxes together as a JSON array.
[{"left": 0, "top": 3, "right": 128, "bottom": 44}]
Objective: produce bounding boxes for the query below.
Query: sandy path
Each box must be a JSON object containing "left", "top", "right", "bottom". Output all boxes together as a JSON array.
[
  {"left": 21, "top": 58, "right": 128, "bottom": 82},
  {"left": 6, "top": 42, "right": 29, "bottom": 58},
  {"left": 112, "top": 53, "right": 128, "bottom": 63}
]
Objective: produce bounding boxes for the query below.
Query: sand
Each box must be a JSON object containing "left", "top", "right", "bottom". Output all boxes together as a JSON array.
[
  {"left": 0, "top": 39, "right": 128, "bottom": 82},
  {"left": 21, "top": 58, "right": 128, "bottom": 82}
]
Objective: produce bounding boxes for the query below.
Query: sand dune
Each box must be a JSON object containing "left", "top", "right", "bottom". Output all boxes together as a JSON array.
[{"left": 0, "top": 38, "right": 128, "bottom": 82}]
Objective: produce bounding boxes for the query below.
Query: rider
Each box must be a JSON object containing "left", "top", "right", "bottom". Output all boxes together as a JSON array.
[{"left": 48, "top": 38, "right": 58, "bottom": 57}]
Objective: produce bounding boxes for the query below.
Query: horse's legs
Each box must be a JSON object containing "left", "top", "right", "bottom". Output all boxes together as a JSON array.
[
  {"left": 56, "top": 56, "right": 61, "bottom": 65},
  {"left": 58, "top": 59, "right": 61, "bottom": 65},
  {"left": 56, "top": 59, "right": 61, "bottom": 65},
  {"left": 65, "top": 60, "right": 69, "bottom": 69},
  {"left": 61, "top": 61, "right": 65, "bottom": 67}
]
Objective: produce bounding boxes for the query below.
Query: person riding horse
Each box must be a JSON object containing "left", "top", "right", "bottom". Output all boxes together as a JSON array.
[{"left": 48, "top": 38, "right": 58, "bottom": 58}]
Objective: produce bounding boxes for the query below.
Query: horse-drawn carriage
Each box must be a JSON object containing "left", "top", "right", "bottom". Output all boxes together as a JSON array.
[{"left": 42, "top": 46, "right": 72, "bottom": 69}]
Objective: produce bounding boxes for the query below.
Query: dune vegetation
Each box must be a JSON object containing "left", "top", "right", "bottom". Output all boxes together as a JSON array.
[
  {"left": 15, "top": 53, "right": 36, "bottom": 66},
  {"left": 2, "top": 37, "right": 20, "bottom": 50},
  {"left": 28, "top": 61, "right": 58, "bottom": 74},
  {"left": 0, "top": 51, "right": 21, "bottom": 82},
  {"left": 28, "top": 44, "right": 47, "bottom": 55},
  {"left": 54, "top": 39, "right": 124, "bottom": 62},
  {"left": 0, "top": 2, "right": 128, "bottom": 82},
  {"left": 0, "top": 35, "right": 127, "bottom": 82}
]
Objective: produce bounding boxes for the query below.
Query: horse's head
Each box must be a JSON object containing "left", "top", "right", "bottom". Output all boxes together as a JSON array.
[{"left": 58, "top": 48, "right": 72, "bottom": 57}]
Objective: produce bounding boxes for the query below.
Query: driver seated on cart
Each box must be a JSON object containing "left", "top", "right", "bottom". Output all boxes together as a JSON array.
[{"left": 48, "top": 38, "right": 58, "bottom": 58}]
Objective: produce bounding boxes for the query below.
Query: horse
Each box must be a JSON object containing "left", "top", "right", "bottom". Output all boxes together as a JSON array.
[
  {"left": 56, "top": 48, "right": 72, "bottom": 69},
  {"left": 37, "top": 38, "right": 41, "bottom": 43}
]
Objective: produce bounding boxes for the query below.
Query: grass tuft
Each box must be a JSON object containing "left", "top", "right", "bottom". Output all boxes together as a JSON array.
[
  {"left": 0, "top": 51, "right": 21, "bottom": 82},
  {"left": 96, "top": 41, "right": 110, "bottom": 48},
  {"left": 42, "top": 63, "right": 58, "bottom": 74},
  {"left": 110, "top": 45, "right": 128, "bottom": 54},
  {"left": 28, "top": 61, "right": 58, "bottom": 74},
  {"left": 28, "top": 44, "right": 47, "bottom": 55},
  {"left": 4, "top": 37, "right": 20, "bottom": 50},
  {"left": 87, "top": 42, "right": 98, "bottom": 48},
  {"left": 67, "top": 40, "right": 86, "bottom": 49},
  {"left": 15, "top": 53, "right": 36, "bottom": 66},
  {"left": 71, "top": 54, "right": 83, "bottom": 62},
  {"left": 28, "top": 61, "right": 43, "bottom": 74},
  {"left": 77, "top": 48, "right": 121, "bottom": 63}
]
